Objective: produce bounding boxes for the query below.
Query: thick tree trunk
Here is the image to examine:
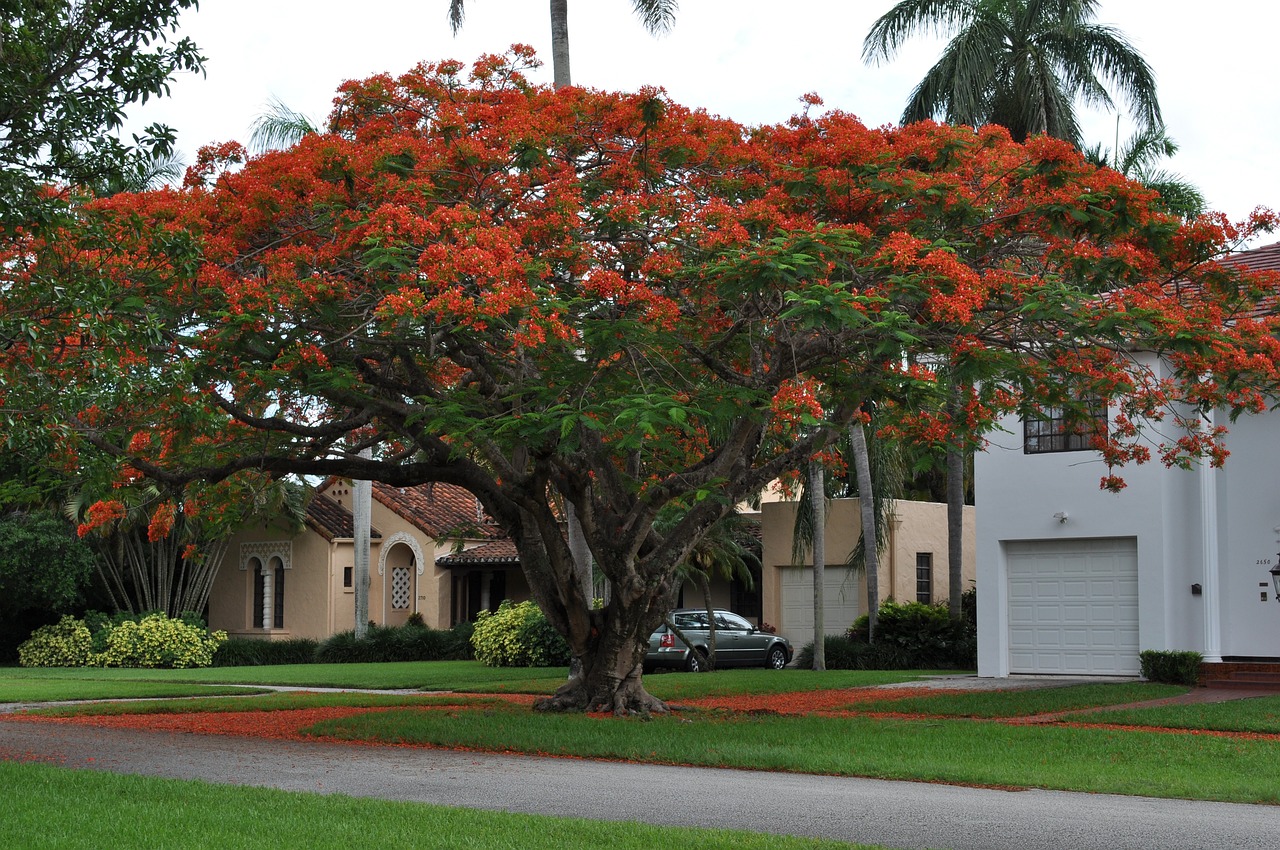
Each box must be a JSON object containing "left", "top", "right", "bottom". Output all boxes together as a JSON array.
[{"left": 534, "top": 597, "right": 669, "bottom": 714}]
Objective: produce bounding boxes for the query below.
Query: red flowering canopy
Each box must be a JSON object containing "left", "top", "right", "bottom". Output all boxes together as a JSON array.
[{"left": 3, "top": 48, "right": 1277, "bottom": 712}]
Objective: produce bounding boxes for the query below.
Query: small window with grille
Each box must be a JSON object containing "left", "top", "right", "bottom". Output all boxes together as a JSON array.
[{"left": 916, "top": 553, "right": 933, "bottom": 604}]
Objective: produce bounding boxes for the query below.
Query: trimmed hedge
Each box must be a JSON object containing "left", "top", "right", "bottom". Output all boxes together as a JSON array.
[
  {"left": 313, "top": 622, "right": 474, "bottom": 664},
  {"left": 212, "top": 637, "right": 320, "bottom": 667},
  {"left": 1139, "top": 649, "right": 1203, "bottom": 685},
  {"left": 795, "top": 592, "right": 977, "bottom": 670}
]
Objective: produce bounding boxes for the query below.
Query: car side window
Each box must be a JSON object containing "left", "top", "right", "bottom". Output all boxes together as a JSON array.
[
  {"left": 715, "top": 612, "right": 751, "bottom": 631},
  {"left": 673, "top": 612, "right": 705, "bottom": 629}
]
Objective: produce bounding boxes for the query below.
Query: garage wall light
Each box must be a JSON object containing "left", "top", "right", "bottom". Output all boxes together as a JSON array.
[{"left": 1052, "top": 512, "right": 1069, "bottom": 524}]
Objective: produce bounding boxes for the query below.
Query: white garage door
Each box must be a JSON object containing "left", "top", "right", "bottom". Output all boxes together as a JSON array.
[
  {"left": 780, "top": 567, "right": 861, "bottom": 646},
  {"left": 1007, "top": 538, "right": 1139, "bottom": 675}
]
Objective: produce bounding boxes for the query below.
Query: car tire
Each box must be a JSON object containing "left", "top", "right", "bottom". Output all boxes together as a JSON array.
[
  {"left": 685, "top": 648, "right": 708, "bottom": 673},
  {"left": 766, "top": 645, "right": 788, "bottom": 669}
]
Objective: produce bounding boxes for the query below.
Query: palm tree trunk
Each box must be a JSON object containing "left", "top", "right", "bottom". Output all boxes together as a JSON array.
[
  {"left": 946, "top": 386, "right": 965, "bottom": 620},
  {"left": 850, "top": 422, "right": 879, "bottom": 642},
  {"left": 549, "top": 0, "right": 571, "bottom": 88},
  {"left": 699, "top": 573, "right": 717, "bottom": 671},
  {"left": 809, "top": 461, "right": 825, "bottom": 671}
]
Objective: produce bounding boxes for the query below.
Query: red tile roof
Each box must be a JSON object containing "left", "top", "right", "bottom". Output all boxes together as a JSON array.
[
  {"left": 371, "top": 481, "right": 505, "bottom": 540},
  {"left": 1222, "top": 241, "right": 1280, "bottom": 273},
  {"left": 436, "top": 539, "right": 521, "bottom": 566},
  {"left": 305, "top": 492, "right": 382, "bottom": 541}
]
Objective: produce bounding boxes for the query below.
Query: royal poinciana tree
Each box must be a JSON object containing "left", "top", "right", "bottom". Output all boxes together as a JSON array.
[{"left": 3, "top": 49, "right": 1278, "bottom": 712}]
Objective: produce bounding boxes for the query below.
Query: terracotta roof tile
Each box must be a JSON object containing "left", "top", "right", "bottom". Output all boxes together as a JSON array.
[
  {"left": 372, "top": 481, "right": 505, "bottom": 540},
  {"left": 436, "top": 539, "right": 521, "bottom": 566},
  {"left": 305, "top": 492, "right": 382, "bottom": 541},
  {"left": 1222, "top": 241, "right": 1280, "bottom": 274}
]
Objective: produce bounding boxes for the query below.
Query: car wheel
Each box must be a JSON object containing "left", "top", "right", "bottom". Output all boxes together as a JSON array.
[
  {"left": 765, "top": 645, "right": 788, "bottom": 669},
  {"left": 685, "top": 649, "right": 708, "bottom": 673}
]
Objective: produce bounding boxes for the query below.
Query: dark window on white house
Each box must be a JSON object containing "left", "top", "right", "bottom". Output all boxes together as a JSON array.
[
  {"left": 916, "top": 553, "right": 933, "bottom": 604},
  {"left": 1024, "top": 401, "right": 1108, "bottom": 454},
  {"left": 343, "top": 566, "right": 353, "bottom": 588}
]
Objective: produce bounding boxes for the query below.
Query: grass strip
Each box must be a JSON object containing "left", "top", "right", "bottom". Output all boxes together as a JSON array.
[
  {"left": 27, "top": 691, "right": 510, "bottom": 717},
  {"left": 0, "top": 680, "right": 266, "bottom": 704},
  {"left": 1072, "top": 693, "right": 1280, "bottom": 733},
  {"left": 0, "top": 761, "right": 880, "bottom": 850},
  {"left": 0, "top": 661, "right": 569, "bottom": 693},
  {"left": 844, "top": 682, "right": 1186, "bottom": 718},
  {"left": 0, "top": 663, "right": 937, "bottom": 701},
  {"left": 303, "top": 703, "right": 1280, "bottom": 804}
]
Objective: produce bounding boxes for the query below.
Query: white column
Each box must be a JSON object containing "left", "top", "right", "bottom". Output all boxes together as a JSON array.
[
  {"left": 1200, "top": 410, "right": 1223, "bottom": 662},
  {"left": 480, "top": 570, "right": 492, "bottom": 612},
  {"left": 261, "top": 569, "right": 273, "bottom": 633},
  {"left": 353, "top": 454, "right": 372, "bottom": 638}
]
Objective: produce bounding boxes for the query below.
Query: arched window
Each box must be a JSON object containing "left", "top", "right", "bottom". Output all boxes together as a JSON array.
[{"left": 251, "top": 556, "right": 285, "bottom": 630}]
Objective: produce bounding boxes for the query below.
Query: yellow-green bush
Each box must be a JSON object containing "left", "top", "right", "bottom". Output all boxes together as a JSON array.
[
  {"left": 18, "top": 613, "right": 226, "bottom": 669},
  {"left": 95, "top": 613, "right": 227, "bottom": 668},
  {"left": 470, "top": 600, "right": 570, "bottom": 667},
  {"left": 17, "top": 615, "right": 92, "bottom": 667}
]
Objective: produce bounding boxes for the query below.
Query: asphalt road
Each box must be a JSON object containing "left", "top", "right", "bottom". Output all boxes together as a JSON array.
[{"left": 3, "top": 718, "right": 1279, "bottom": 850}]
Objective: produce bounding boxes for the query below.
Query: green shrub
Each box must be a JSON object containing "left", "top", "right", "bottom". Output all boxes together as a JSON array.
[
  {"left": 19, "top": 612, "right": 225, "bottom": 669},
  {"left": 17, "top": 615, "right": 92, "bottom": 667},
  {"left": 94, "top": 613, "right": 226, "bottom": 668},
  {"left": 470, "top": 599, "right": 571, "bottom": 667},
  {"left": 1139, "top": 649, "right": 1203, "bottom": 685},
  {"left": 313, "top": 621, "right": 474, "bottom": 664},
  {"left": 212, "top": 637, "right": 319, "bottom": 667},
  {"left": 791, "top": 593, "right": 978, "bottom": 671}
]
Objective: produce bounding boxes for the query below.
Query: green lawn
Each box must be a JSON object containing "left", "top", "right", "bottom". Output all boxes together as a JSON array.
[
  {"left": 0, "top": 660, "right": 570, "bottom": 694},
  {"left": 303, "top": 699, "right": 1280, "bottom": 804},
  {"left": 9, "top": 663, "right": 1279, "bottom": 805},
  {"left": 0, "top": 679, "right": 267, "bottom": 704},
  {"left": 0, "top": 762, "right": 882, "bottom": 850},
  {"left": 0, "top": 662, "right": 939, "bottom": 702},
  {"left": 1073, "top": 693, "right": 1280, "bottom": 733}
]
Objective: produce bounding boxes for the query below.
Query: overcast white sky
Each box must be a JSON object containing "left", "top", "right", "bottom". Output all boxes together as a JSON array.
[{"left": 125, "top": 1, "right": 1277, "bottom": 244}]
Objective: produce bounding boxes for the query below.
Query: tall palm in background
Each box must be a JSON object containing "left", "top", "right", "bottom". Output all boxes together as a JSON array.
[
  {"left": 1084, "top": 124, "right": 1206, "bottom": 219},
  {"left": 448, "top": 0, "right": 678, "bottom": 87},
  {"left": 862, "top": 0, "right": 1162, "bottom": 145}
]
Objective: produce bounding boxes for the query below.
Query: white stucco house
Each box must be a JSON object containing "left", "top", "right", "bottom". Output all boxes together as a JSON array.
[{"left": 975, "top": 244, "right": 1280, "bottom": 677}]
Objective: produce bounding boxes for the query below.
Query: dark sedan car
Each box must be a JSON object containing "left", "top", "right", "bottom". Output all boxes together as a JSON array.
[{"left": 645, "top": 608, "right": 792, "bottom": 672}]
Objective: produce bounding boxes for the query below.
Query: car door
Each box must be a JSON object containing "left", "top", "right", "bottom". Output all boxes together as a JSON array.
[{"left": 713, "top": 611, "right": 758, "bottom": 666}]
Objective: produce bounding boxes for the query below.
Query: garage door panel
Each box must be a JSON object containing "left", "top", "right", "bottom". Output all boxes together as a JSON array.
[
  {"left": 1006, "top": 538, "right": 1139, "bottom": 676},
  {"left": 780, "top": 568, "right": 860, "bottom": 644}
]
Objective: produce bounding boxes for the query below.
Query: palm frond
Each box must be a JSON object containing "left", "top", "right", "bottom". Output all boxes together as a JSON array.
[
  {"left": 631, "top": 0, "right": 678, "bottom": 35},
  {"left": 248, "top": 98, "right": 319, "bottom": 154}
]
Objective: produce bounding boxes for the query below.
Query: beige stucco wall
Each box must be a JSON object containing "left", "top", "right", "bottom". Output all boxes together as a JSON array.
[
  {"left": 209, "top": 520, "right": 336, "bottom": 641},
  {"left": 759, "top": 498, "right": 976, "bottom": 644}
]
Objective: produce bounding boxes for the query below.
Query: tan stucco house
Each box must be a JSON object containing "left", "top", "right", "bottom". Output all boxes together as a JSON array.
[
  {"left": 207, "top": 479, "right": 529, "bottom": 641},
  {"left": 760, "top": 498, "right": 976, "bottom": 649}
]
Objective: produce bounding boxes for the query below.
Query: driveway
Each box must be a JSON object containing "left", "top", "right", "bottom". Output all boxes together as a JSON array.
[{"left": 3, "top": 716, "right": 1279, "bottom": 850}]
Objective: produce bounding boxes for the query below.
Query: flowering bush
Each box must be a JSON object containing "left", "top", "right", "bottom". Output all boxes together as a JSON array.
[
  {"left": 471, "top": 600, "right": 571, "bottom": 668},
  {"left": 95, "top": 613, "right": 227, "bottom": 668},
  {"left": 17, "top": 615, "right": 93, "bottom": 667},
  {"left": 17, "top": 612, "right": 225, "bottom": 668}
]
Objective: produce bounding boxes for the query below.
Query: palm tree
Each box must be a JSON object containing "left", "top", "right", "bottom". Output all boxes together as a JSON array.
[
  {"left": 447, "top": 1, "right": 678, "bottom": 88},
  {"left": 807, "top": 460, "right": 827, "bottom": 670},
  {"left": 1084, "top": 124, "right": 1206, "bottom": 219},
  {"left": 248, "top": 97, "right": 320, "bottom": 154},
  {"left": 862, "top": 0, "right": 1162, "bottom": 145}
]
